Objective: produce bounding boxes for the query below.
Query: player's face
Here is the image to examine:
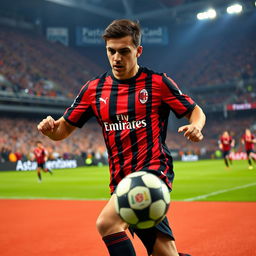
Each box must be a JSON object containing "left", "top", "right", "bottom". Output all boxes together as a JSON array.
[
  {"left": 245, "top": 129, "right": 251, "bottom": 135},
  {"left": 106, "top": 36, "right": 142, "bottom": 80},
  {"left": 37, "top": 143, "right": 42, "bottom": 148},
  {"left": 223, "top": 131, "right": 229, "bottom": 137}
]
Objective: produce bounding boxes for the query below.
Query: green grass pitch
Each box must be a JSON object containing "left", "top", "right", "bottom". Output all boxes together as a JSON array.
[{"left": 0, "top": 159, "right": 255, "bottom": 201}]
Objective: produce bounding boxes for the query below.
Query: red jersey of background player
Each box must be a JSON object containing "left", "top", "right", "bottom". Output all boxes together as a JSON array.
[
  {"left": 242, "top": 133, "right": 255, "bottom": 151},
  {"left": 34, "top": 147, "right": 47, "bottom": 164},
  {"left": 220, "top": 134, "right": 233, "bottom": 151}
]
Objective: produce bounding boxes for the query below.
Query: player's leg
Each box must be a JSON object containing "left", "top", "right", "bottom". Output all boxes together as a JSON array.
[
  {"left": 228, "top": 153, "right": 233, "bottom": 166},
  {"left": 96, "top": 194, "right": 136, "bottom": 256},
  {"left": 44, "top": 167, "right": 53, "bottom": 174},
  {"left": 224, "top": 157, "right": 229, "bottom": 168},
  {"left": 247, "top": 151, "right": 253, "bottom": 169},
  {"left": 37, "top": 167, "right": 42, "bottom": 182},
  {"left": 41, "top": 162, "right": 53, "bottom": 174},
  {"left": 152, "top": 232, "right": 178, "bottom": 256},
  {"left": 248, "top": 151, "right": 254, "bottom": 169},
  {"left": 222, "top": 151, "right": 228, "bottom": 167},
  {"left": 132, "top": 217, "right": 189, "bottom": 256}
]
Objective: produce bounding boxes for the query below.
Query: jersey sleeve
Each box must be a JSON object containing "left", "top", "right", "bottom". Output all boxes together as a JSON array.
[
  {"left": 63, "top": 81, "right": 94, "bottom": 128},
  {"left": 161, "top": 74, "right": 196, "bottom": 118}
]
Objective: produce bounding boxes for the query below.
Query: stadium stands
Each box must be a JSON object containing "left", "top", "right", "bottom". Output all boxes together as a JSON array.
[
  {"left": 0, "top": 117, "right": 107, "bottom": 164},
  {"left": 0, "top": 25, "right": 103, "bottom": 99},
  {"left": 0, "top": 111, "right": 255, "bottom": 163},
  {"left": 0, "top": 12, "right": 255, "bottom": 164}
]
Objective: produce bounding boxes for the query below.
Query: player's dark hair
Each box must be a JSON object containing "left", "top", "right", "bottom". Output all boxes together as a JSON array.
[
  {"left": 36, "top": 140, "right": 42, "bottom": 144},
  {"left": 102, "top": 19, "right": 141, "bottom": 47}
]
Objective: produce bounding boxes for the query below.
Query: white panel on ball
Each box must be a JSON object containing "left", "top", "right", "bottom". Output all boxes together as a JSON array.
[
  {"left": 149, "top": 200, "right": 166, "bottom": 220},
  {"left": 136, "top": 220, "right": 155, "bottom": 229},
  {"left": 119, "top": 208, "right": 138, "bottom": 224},
  {"left": 116, "top": 178, "right": 132, "bottom": 196},
  {"left": 142, "top": 173, "right": 162, "bottom": 188}
]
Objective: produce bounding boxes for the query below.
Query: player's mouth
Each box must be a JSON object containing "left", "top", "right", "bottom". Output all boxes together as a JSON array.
[{"left": 113, "top": 65, "right": 125, "bottom": 71}]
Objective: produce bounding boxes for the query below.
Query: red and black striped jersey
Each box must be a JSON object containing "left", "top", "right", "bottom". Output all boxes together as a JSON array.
[
  {"left": 242, "top": 133, "right": 255, "bottom": 151},
  {"left": 34, "top": 147, "right": 47, "bottom": 164},
  {"left": 219, "top": 136, "right": 233, "bottom": 151},
  {"left": 64, "top": 67, "right": 196, "bottom": 193}
]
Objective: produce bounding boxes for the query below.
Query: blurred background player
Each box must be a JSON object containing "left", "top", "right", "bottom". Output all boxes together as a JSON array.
[
  {"left": 218, "top": 131, "right": 235, "bottom": 168},
  {"left": 33, "top": 140, "right": 53, "bottom": 182},
  {"left": 241, "top": 128, "right": 256, "bottom": 170}
]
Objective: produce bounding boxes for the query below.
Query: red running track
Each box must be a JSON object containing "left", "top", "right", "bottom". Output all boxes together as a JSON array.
[{"left": 0, "top": 200, "right": 255, "bottom": 256}]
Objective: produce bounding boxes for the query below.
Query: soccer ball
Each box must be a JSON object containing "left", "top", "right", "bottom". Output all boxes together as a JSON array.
[{"left": 114, "top": 171, "right": 170, "bottom": 229}]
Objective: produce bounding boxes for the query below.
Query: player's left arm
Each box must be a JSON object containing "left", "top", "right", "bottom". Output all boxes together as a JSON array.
[{"left": 178, "top": 105, "right": 206, "bottom": 142}]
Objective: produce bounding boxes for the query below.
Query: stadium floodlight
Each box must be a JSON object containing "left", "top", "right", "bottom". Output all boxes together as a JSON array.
[
  {"left": 197, "top": 9, "right": 217, "bottom": 20},
  {"left": 227, "top": 4, "right": 243, "bottom": 14}
]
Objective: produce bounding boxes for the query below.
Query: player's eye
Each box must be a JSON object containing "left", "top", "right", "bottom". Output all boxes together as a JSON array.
[
  {"left": 119, "top": 49, "right": 130, "bottom": 55},
  {"left": 108, "top": 48, "right": 116, "bottom": 55}
]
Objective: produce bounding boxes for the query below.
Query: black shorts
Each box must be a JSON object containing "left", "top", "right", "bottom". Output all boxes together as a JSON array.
[
  {"left": 129, "top": 216, "right": 174, "bottom": 255},
  {"left": 37, "top": 163, "right": 46, "bottom": 169},
  {"left": 222, "top": 150, "right": 230, "bottom": 158},
  {"left": 246, "top": 149, "right": 253, "bottom": 156}
]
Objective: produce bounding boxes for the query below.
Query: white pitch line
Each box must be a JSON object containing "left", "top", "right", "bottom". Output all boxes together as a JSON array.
[{"left": 183, "top": 182, "right": 256, "bottom": 201}]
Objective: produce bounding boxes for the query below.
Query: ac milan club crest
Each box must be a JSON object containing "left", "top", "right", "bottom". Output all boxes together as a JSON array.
[{"left": 139, "top": 89, "right": 148, "bottom": 104}]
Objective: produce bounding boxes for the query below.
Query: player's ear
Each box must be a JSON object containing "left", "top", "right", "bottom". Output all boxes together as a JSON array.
[{"left": 136, "top": 46, "right": 143, "bottom": 58}]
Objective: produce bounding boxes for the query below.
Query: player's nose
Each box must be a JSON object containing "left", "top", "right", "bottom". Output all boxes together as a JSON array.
[{"left": 113, "top": 52, "right": 122, "bottom": 61}]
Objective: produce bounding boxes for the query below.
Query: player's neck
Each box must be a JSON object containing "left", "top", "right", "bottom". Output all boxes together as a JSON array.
[{"left": 113, "top": 65, "right": 140, "bottom": 81}]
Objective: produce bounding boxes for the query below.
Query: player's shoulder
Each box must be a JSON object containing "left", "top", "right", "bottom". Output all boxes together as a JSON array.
[
  {"left": 141, "top": 66, "right": 165, "bottom": 77},
  {"left": 82, "top": 72, "right": 109, "bottom": 87},
  {"left": 90, "top": 71, "right": 109, "bottom": 81}
]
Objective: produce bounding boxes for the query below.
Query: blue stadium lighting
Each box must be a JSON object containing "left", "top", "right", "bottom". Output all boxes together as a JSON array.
[
  {"left": 197, "top": 9, "right": 217, "bottom": 20},
  {"left": 227, "top": 4, "right": 243, "bottom": 14}
]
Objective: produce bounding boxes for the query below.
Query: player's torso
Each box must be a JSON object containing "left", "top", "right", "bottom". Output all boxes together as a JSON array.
[
  {"left": 88, "top": 73, "right": 171, "bottom": 180},
  {"left": 34, "top": 148, "right": 45, "bottom": 163},
  {"left": 90, "top": 75, "right": 163, "bottom": 127},
  {"left": 244, "top": 135, "right": 254, "bottom": 150},
  {"left": 221, "top": 136, "right": 232, "bottom": 150}
]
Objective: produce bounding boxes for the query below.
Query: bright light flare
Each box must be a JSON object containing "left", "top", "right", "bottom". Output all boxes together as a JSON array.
[
  {"left": 227, "top": 4, "right": 243, "bottom": 14},
  {"left": 197, "top": 9, "right": 217, "bottom": 20}
]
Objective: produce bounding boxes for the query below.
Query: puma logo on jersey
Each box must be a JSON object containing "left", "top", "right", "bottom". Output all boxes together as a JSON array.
[{"left": 99, "top": 97, "right": 108, "bottom": 104}]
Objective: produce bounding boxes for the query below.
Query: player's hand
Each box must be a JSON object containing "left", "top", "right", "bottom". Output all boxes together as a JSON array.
[
  {"left": 178, "top": 124, "right": 203, "bottom": 142},
  {"left": 37, "top": 116, "right": 61, "bottom": 136}
]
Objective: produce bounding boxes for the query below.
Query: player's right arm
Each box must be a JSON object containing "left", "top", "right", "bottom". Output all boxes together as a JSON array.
[{"left": 37, "top": 116, "right": 76, "bottom": 141}]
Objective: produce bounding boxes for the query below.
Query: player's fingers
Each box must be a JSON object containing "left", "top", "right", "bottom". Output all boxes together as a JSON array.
[
  {"left": 54, "top": 119, "right": 61, "bottom": 127},
  {"left": 189, "top": 132, "right": 204, "bottom": 142},
  {"left": 178, "top": 125, "right": 188, "bottom": 133},
  {"left": 184, "top": 127, "right": 195, "bottom": 138},
  {"left": 46, "top": 116, "right": 55, "bottom": 130},
  {"left": 37, "top": 118, "right": 53, "bottom": 133},
  {"left": 186, "top": 127, "right": 202, "bottom": 141}
]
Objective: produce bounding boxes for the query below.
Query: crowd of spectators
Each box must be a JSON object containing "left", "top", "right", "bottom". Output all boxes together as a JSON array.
[
  {"left": 171, "top": 16, "right": 256, "bottom": 107},
  {"left": 174, "top": 22, "right": 256, "bottom": 89},
  {"left": 1, "top": 113, "right": 255, "bottom": 164},
  {"left": 0, "top": 117, "right": 107, "bottom": 164},
  {"left": 0, "top": 17, "right": 255, "bottom": 165},
  {"left": 0, "top": 25, "right": 103, "bottom": 99}
]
